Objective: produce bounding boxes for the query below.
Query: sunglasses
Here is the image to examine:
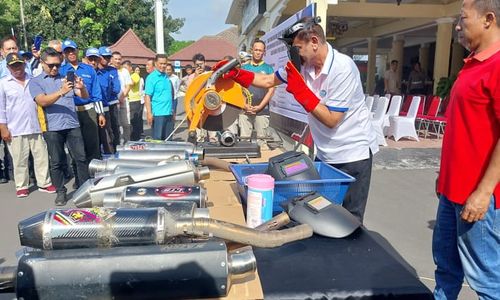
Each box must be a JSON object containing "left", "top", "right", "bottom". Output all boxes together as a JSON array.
[{"left": 44, "top": 62, "right": 61, "bottom": 69}]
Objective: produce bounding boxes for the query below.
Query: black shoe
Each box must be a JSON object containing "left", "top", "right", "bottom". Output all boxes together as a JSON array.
[
  {"left": 72, "top": 181, "right": 79, "bottom": 190},
  {"left": 0, "top": 178, "right": 7, "bottom": 184},
  {"left": 55, "top": 193, "right": 67, "bottom": 206}
]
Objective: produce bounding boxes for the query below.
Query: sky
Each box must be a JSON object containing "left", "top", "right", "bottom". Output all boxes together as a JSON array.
[{"left": 168, "top": 0, "right": 234, "bottom": 41}]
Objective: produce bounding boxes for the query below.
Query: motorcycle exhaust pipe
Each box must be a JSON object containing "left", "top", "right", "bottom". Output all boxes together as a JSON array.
[
  {"left": 5, "top": 241, "right": 256, "bottom": 299},
  {"left": 116, "top": 149, "right": 203, "bottom": 162},
  {"left": 76, "top": 185, "right": 207, "bottom": 208},
  {"left": 18, "top": 208, "right": 313, "bottom": 250},
  {"left": 89, "top": 158, "right": 175, "bottom": 177},
  {"left": 118, "top": 140, "right": 204, "bottom": 156},
  {"left": 72, "top": 161, "right": 210, "bottom": 208}
]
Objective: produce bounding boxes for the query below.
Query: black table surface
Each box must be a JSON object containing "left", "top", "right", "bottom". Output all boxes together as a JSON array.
[{"left": 254, "top": 227, "right": 433, "bottom": 300}]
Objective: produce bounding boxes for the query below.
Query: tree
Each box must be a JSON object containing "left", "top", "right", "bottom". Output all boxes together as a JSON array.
[
  {"left": 168, "top": 40, "right": 194, "bottom": 56},
  {"left": 0, "top": 0, "right": 20, "bottom": 40},
  {"left": 106, "top": 0, "right": 184, "bottom": 52},
  {"left": 22, "top": 0, "right": 183, "bottom": 51}
]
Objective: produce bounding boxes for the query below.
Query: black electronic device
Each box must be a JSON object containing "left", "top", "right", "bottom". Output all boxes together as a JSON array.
[
  {"left": 281, "top": 192, "right": 361, "bottom": 238},
  {"left": 267, "top": 151, "right": 320, "bottom": 181},
  {"left": 66, "top": 71, "right": 75, "bottom": 84},
  {"left": 289, "top": 46, "right": 302, "bottom": 72}
]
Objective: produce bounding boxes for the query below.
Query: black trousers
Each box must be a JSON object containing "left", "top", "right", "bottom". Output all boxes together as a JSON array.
[
  {"left": 77, "top": 108, "right": 101, "bottom": 161},
  {"left": 109, "top": 103, "right": 120, "bottom": 147},
  {"left": 129, "top": 101, "right": 143, "bottom": 141},
  {"left": 44, "top": 128, "right": 89, "bottom": 194},
  {"left": 330, "top": 151, "right": 373, "bottom": 223},
  {"left": 99, "top": 111, "right": 115, "bottom": 154}
]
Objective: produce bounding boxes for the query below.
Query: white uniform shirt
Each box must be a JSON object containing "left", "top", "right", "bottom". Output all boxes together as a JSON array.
[
  {"left": 118, "top": 67, "right": 132, "bottom": 100},
  {"left": 293, "top": 44, "right": 378, "bottom": 164}
]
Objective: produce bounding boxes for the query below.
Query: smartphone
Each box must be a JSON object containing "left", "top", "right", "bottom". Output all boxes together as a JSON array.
[
  {"left": 33, "top": 35, "right": 43, "bottom": 51},
  {"left": 66, "top": 71, "right": 75, "bottom": 83}
]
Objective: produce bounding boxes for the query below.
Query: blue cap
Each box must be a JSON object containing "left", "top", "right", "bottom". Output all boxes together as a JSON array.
[
  {"left": 20, "top": 51, "right": 33, "bottom": 58},
  {"left": 98, "top": 46, "right": 112, "bottom": 56},
  {"left": 62, "top": 39, "right": 77, "bottom": 50},
  {"left": 85, "top": 48, "right": 100, "bottom": 57}
]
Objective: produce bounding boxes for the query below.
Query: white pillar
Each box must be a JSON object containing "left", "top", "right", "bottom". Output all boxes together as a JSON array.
[
  {"left": 433, "top": 17, "right": 455, "bottom": 92},
  {"left": 308, "top": 0, "right": 328, "bottom": 29},
  {"left": 419, "top": 43, "right": 430, "bottom": 75},
  {"left": 366, "top": 38, "right": 377, "bottom": 95},
  {"left": 391, "top": 35, "right": 405, "bottom": 80},
  {"left": 154, "top": 0, "right": 164, "bottom": 54}
]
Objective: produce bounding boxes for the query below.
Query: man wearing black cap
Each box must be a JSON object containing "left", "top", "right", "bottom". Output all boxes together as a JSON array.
[
  {"left": 0, "top": 53, "right": 55, "bottom": 198},
  {"left": 59, "top": 40, "right": 104, "bottom": 188},
  {"left": 214, "top": 17, "right": 378, "bottom": 223}
]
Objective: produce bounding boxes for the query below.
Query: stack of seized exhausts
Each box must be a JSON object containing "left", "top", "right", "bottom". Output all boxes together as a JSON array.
[{"left": 0, "top": 141, "right": 313, "bottom": 299}]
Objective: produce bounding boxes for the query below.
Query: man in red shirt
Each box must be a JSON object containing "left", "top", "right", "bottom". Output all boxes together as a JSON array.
[{"left": 433, "top": 1, "right": 500, "bottom": 299}]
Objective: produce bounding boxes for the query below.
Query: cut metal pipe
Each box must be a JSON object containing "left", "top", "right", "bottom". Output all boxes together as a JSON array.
[
  {"left": 255, "top": 212, "right": 291, "bottom": 231},
  {"left": 18, "top": 208, "right": 313, "bottom": 250}
]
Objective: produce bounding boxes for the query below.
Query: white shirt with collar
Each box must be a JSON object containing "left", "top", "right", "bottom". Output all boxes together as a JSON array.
[{"left": 301, "top": 44, "right": 378, "bottom": 164}]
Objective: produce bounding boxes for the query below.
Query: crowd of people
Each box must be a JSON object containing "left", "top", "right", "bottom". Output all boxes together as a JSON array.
[{"left": 0, "top": 36, "right": 276, "bottom": 205}]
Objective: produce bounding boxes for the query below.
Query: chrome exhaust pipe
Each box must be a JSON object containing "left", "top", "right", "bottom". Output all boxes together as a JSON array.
[
  {"left": 118, "top": 140, "right": 204, "bottom": 157},
  {"left": 116, "top": 149, "right": 203, "bottom": 162},
  {"left": 72, "top": 161, "right": 210, "bottom": 208},
  {"left": 77, "top": 185, "right": 207, "bottom": 209},
  {"left": 19, "top": 208, "right": 313, "bottom": 250},
  {"left": 89, "top": 158, "right": 169, "bottom": 177}
]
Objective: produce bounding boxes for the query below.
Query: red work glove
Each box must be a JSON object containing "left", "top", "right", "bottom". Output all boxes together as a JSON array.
[
  {"left": 211, "top": 60, "right": 255, "bottom": 88},
  {"left": 285, "top": 61, "right": 319, "bottom": 113}
]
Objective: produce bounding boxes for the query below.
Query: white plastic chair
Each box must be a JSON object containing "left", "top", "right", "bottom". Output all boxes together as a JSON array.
[
  {"left": 371, "top": 96, "right": 389, "bottom": 146},
  {"left": 365, "top": 96, "right": 374, "bottom": 112},
  {"left": 383, "top": 95, "right": 402, "bottom": 135},
  {"left": 387, "top": 96, "right": 422, "bottom": 142},
  {"left": 384, "top": 93, "right": 392, "bottom": 100}
]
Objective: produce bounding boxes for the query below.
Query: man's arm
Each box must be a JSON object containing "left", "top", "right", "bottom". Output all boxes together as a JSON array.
[
  {"left": 144, "top": 94, "right": 153, "bottom": 126},
  {"left": 33, "top": 80, "right": 73, "bottom": 107},
  {"left": 0, "top": 84, "right": 11, "bottom": 142},
  {"left": 461, "top": 139, "right": 500, "bottom": 222}
]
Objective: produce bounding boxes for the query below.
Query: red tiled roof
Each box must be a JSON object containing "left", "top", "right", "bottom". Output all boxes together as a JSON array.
[
  {"left": 168, "top": 27, "right": 238, "bottom": 67},
  {"left": 109, "top": 29, "right": 156, "bottom": 65}
]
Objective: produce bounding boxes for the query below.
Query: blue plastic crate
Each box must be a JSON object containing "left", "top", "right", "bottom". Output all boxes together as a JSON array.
[{"left": 230, "top": 162, "right": 355, "bottom": 213}]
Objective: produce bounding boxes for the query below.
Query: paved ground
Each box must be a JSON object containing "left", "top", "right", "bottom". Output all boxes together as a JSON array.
[{"left": 0, "top": 130, "right": 477, "bottom": 299}]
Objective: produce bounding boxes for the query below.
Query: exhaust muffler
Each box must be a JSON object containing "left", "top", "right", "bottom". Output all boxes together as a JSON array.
[
  {"left": 72, "top": 161, "right": 210, "bottom": 208},
  {"left": 3, "top": 241, "right": 256, "bottom": 299},
  {"left": 18, "top": 207, "right": 313, "bottom": 250},
  {"left": 76, "top": 185, "right": 207, "bottom": 208}
]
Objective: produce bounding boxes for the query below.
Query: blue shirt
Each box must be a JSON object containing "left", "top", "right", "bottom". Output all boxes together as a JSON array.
[
  {"left": 96, "top": 66, "right": 121, "bottom": 106},
  {"left": 60, "top": 63, "right": 102, "bottom": 106},
  {"left": 28, "top": 71, "right": 80, "bottom": 131},
  {"left": 145, "top": 69, "right": 173, "bottom": 116}
]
